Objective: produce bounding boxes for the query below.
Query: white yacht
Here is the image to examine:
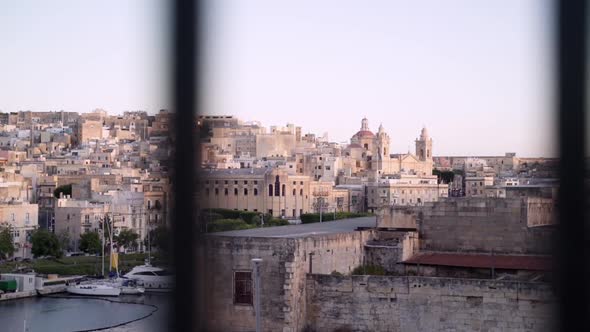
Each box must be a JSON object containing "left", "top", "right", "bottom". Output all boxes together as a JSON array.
[
  {"left": 98, "top": 277, "right": 145, "bottom": 295},
  {"left": 123, "top": 264, "right": 174, "bottom": 292},
  {"left": 66, "top": 283, "right": 121, "bottom": 296}
]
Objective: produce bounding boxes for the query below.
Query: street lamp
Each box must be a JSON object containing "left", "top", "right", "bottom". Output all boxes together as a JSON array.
[{"left": 251, "top": 258, "right": 263, "bottom": 332}]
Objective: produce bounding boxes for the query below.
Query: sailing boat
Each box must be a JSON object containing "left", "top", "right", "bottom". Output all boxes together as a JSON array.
[
  {"left": 102, "top": 212, "right": 144, "bottom": 295},
  {"left": 67, "top": 213, "right": 121, "bottom": 296}
]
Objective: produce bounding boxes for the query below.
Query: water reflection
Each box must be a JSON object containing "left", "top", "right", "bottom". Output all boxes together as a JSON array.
[{"left": 0, "top": 294, "right": 168, "bottom": 332}]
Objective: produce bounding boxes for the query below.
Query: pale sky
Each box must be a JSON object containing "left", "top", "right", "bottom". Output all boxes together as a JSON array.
[
  {"left": 1, "top": 1, "right": 556, "bottom": 157},
  {"left": 0, "top": 1, "right": 170, "bottom": 115}
]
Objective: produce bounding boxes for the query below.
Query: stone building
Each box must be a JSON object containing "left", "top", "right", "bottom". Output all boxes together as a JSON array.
[
  {"left": 366, "top": 174, "right": 448, "bottom": 212},
  {"left": 199, "top": 168, "right": 358, "bottom": 218},
  {"left": 199, "top": 217, "right": 377, "bottom": 332},
  {"left": 343, "top": 118, "right": 434, "bottom": 178},
  {"left": 75, "top": 119, "right": 103, "bottom": 145},
  {"left": 200, "top": 211, "right": 556, "bottom": 332},
  {"left": 465, "top": 175, "right": 494, "bottom": 197},
  {"left": 0, "top": 201, "right": 39, "bottom": 258},
  {"left": 54, "top": 198, "right": 107, "bottom": 251}
]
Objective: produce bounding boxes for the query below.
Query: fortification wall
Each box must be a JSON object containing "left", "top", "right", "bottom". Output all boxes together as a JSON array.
[
  {"left": 200, "top": 229, "right": 374, "bottom": 332},
  {"left": 305, "top": 274, "right": 556, "bottom": 332},
  {"left": 418, "top": 198, "right": 554, "bottom": 254}
]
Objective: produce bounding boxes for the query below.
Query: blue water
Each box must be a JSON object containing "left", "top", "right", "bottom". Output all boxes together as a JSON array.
[{"left": 0, "top": 294, "right": 168, "bottom": 332}]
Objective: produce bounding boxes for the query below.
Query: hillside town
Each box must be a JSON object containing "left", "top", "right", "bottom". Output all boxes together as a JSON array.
[
  {"left": 0, "top": 109, "right": 172, "bottom": 259},
  {"left": 197, "top": 115, "right": 558, "bottom": 331},
  {"left": 0, "top": 110, "right": 559, "bottom": 331}
]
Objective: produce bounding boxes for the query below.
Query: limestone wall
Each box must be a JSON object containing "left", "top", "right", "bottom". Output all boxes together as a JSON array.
[
  {"left": 377, "top": 206, "right": 417, "bottom": 228},
  {"left": 200, "top": 229, "right": 375, "bottom": 332},
  {"left": 418, "top": 198, "right": 554, "bottom": 254},
  {"left": 364, "top": 231, "right": 418, "bottom": 274},
  {"left": 305, "top": 275, "right": 556, "bottom": 332}
]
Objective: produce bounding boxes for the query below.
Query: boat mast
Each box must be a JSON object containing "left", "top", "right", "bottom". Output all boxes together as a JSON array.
[
  {"left": 101, "top": 211, "right": 105, "bottom": 277},
  {"left": 109, "top": 204, "right": 113, "bottom": 276},
  {"left": 147, "top": 211, "right": 151, "bottom": 265}
]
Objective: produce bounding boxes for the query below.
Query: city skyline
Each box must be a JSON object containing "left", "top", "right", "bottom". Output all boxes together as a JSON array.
[
  {"left": 203, "top": 0, "right": 555, "bottom": 157},
  {"left": 1, "top": 1, "right": 556, "bottom": 157}
]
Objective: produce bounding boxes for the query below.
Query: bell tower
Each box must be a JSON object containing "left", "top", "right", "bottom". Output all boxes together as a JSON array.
[
  {"left": 376, "top": 123, "right": 390, "bottom": 161},
  {"left": 415, "top": 126, "right": 433, "bottom": 161}
]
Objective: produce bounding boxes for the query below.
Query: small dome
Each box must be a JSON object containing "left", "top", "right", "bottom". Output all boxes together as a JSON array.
[{"left": 420, "top": 126, "right": 429, "bottom": 139}]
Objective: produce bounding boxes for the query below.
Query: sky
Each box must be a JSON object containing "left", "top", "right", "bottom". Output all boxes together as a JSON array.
[
  {"left": 202, "top": 0, "right": 556, "bottom": 157},
  {"left": 1, "top": 1, "right": 555, "bottom": 157},
  {"left": 0, "top": 1, "right": 170, "bottom": 115}
]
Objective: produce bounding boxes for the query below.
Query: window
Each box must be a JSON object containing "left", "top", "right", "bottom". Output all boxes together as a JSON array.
[
  {"left": 234, "top": 271, "right": 253, "bottom": 305},
  {"left": 274, "top": 176, "right": 281, "bottom": 196},
  {"left": 254, "top": 188, "right": 258, "bottom": 196},
  {"left": 215, "top": 188, "right": 219, "bottom": 195},
  {"left": 234, "top": 180, "right": 238, "bottom": 185},
  {"left": 293, "top": 188, "right": 296, "bottom": 195},
  {"left": 300, "top": 181, "right": 303, "bottom": 185},
  {"left": 292, "top": 209, "right": 296, "bottom": 216},
  {"left": 300, "top": 188, "right": 303, "bottom": 196},
  {"left": 234, "top": 188, "right": 238, "bottom": 196},
  {"left": 244, "top": 188, "right": 248, "bottom": 195},
  {"left": 205, "top": 188, "right": 209, "bottom": 196},
  {"left": 269, "top": 185, "right": 273, "bottom": 196},
  {"left": 282, "top": 184, "right": 286, "bottom": 196},
  {"left": 224, "top": 180, "right": 228, "bottom": 184},
  {"left": 215, "top": 180, "right": 218, "bottom": 184},
  {"left": 224, "top": 188, "right": 228, "bottom": 195},
  {"left": 244, "top": 181, "right": 248, "bottom": 184},
  {"left": 254, "top": 181, "right": 258, "bottom": 185}
]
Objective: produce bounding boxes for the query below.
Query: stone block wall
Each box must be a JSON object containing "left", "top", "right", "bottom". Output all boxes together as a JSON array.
[
  {"left": 377, "top": 206, "right": 418, "bottom": 228},
  {"left": 305, "top": 274, "right": 556, "bottom": 332},
  {"left": 200, "top": 229, "right": 375, "bottom": 332},
  {"left": 364, "top": 231, "right": 418, "bottom": 274},
  {"left": 418, "top": 198, "right": 554, "bottom": 254}
]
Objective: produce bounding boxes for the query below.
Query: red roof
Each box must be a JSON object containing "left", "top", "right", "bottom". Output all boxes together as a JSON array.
[
  {"left": 348, "top": 143, "right": 363, "bottom": 148},
  {"left": 403, "top": 252, "right": 552, "bottom": 271},
  {"left": 354, "top": 130, "right": 374, "bottom": 138}
]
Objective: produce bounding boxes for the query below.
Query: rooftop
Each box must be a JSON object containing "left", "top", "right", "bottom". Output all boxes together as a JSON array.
[
  {"left": 209, "top": 216, "right": 376, "bottom": 238},
  {"left": 403, "top": 252, "right": 552, "bottom": 271}
]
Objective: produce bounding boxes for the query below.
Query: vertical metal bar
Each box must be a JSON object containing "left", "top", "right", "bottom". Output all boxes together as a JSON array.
[
  {"left": 172, "top": 0, "right": 199, "bottom": 330},
  {"left": 252, "top": 258, "right": 263, "bottom": 332},
  {"left": 557, "top": 0, "right": 587, "bottom": 330}
]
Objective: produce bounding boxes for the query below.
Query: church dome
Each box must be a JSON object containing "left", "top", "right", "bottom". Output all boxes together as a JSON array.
[
  {"left": 353, "top": 117, "right": 374, "bottom": 138},
  {"left": 354, "top": 130, "right": 375, "bottom": 138}
]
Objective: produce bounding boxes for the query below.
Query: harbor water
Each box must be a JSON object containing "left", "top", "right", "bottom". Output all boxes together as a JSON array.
[{"left": 0, "top": 293, "right": 169, "bottom": 332}]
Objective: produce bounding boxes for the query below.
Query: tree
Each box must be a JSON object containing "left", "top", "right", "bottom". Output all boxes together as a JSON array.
[
  {"left": 148, "top": 225, "right": 170, "bottom": 254},
  {"left": 53, "top": 184, "right": 72, "bottom": 198},
  {"left": 79, "top": 231, "right": 101, "bottom": 255},
  {"left": 0, "top": 227, "right": 15, "bottom": 259},
  {"left": 116, "top": 229, "right": 139, "bottom": 252},
  {"left": 31, "top": 229, "right": 63, "bottom": 258},
  {"left": 56, "top": 230, "right": 71, "bottom": 252}
]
